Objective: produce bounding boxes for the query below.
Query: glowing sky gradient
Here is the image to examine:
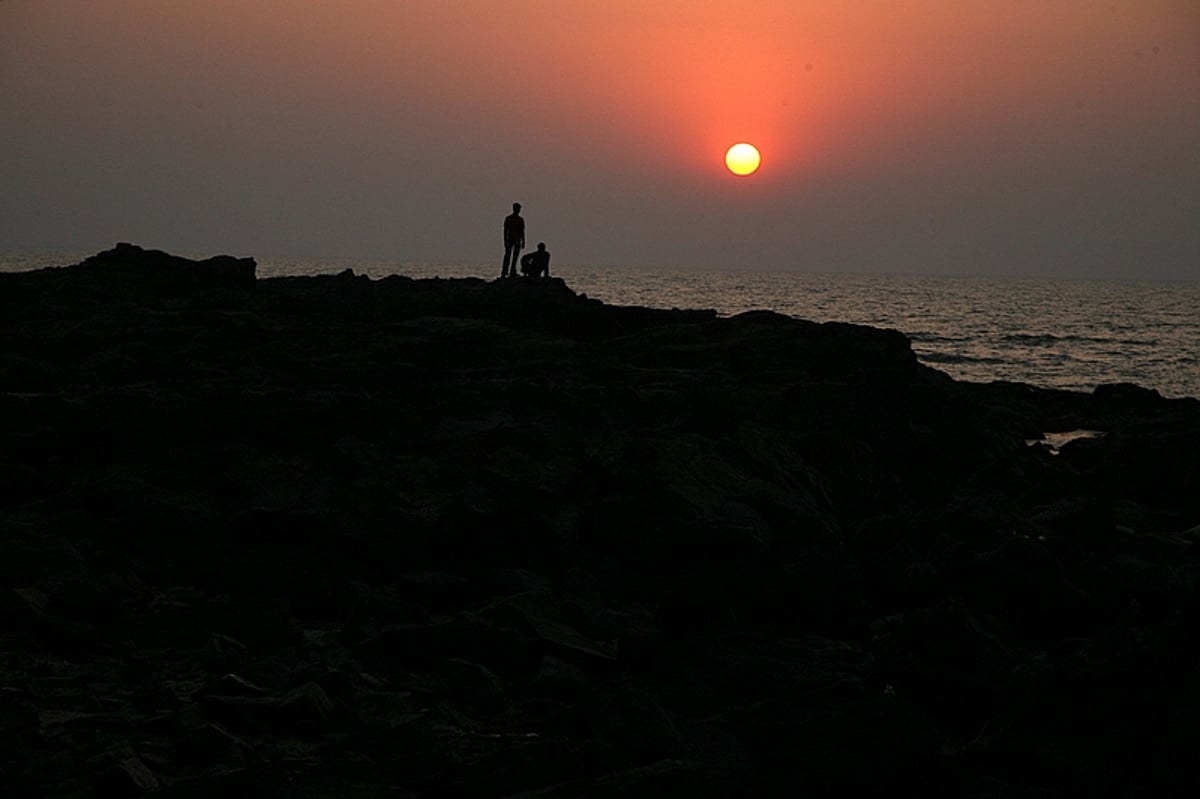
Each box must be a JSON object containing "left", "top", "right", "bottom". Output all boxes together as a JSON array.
[{"left": 3, "top": 1, "right": 1198, "bottom": 277}]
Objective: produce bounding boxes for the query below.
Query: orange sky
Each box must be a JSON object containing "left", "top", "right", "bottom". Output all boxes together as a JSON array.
[{"left": 2, "top": 1, "right": 1197, "bottom": 276}]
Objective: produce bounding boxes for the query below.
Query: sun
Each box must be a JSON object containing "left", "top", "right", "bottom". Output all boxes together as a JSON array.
[{"left": 725, "top": 142, "right": 761, "bottom": 176}]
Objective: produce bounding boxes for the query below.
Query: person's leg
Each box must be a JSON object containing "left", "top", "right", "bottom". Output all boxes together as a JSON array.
[{"left": 501, "top": 243, "right": 514, "bottom": 277}]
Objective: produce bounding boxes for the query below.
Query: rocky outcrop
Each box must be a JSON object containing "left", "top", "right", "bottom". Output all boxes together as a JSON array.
[{"left": 1, "top": 246, "right": 1198, "bottom": 796}]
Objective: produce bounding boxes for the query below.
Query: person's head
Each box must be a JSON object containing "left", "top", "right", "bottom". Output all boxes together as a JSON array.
[
  {"left": 512, "top": 202, "right": 522, "bottom": 213},
  {"left": 537, "top": 242, "right": 546, "bottom": 251}
]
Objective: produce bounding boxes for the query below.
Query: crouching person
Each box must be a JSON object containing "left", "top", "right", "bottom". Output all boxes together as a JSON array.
[{"left": 519, "top": 242, "right": 551, "bottom": 278}]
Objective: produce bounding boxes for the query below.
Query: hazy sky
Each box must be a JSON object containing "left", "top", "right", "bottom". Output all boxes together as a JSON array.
[{"left": 3, "top": 1, "right": 1198, "bottom": 278}]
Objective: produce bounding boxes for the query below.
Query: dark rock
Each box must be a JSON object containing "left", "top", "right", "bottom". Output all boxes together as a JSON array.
[
  {"left": 201, "top": 634, "right": 248, "bottom": 674},
  {"left": 205, "top": 596, "right": 303, "bottom": 654},
  {"left": 489, "top": 568, "right": 554, "bottom": 595},
  {"left": 502, "top": 759, "right": 720, "bottom": 799},
  {"left": 172, "top": 714, "right": 253, "bottom": 768},
  {"left": 494, "top": 595, "right": 617, "bottom": 665},
  {"left": 564, "top": 683, "right": 753, "bottom": 796},
  {"left": 152, "top": 766, "right": 261, "bottom": 799},
  {"left": 342, "top": 582, "right": 431, "bottom": 626},
  {"left": 91, "top": 753, "right": 161, "bottom": 796},
  {"left": 0, "top": 586, "right": 48, "bottom": 626},
  {"left": 77, "top": 242, "right": 256, "bottom": 295},
  {"left": 278, "top": 681, "right": 338, "bottom": 730},
  {"left": 200, "top": 693, "right": 279, "bottom": 730},
  {"left": 208, "top": 672, "right": 269, "bottom": 697},
  {"left": 198, "top": 679, "right": 339, "bottom": 734},
  {"left": 0, "top": 690, "right": 39, "bottom": 737},
  {"left": 1093, "top": 381, "right": 1162, "bottom": 404},
  {"left": 535, "top": 655, "right": 590, "bottom": 699},
  {"left": 398, "top": 569, "right": 476, "bottom": 608},
  {"left": 2, "top": 245, "right": 1198, "bottom": 797},
  {"left": 442, "top": 657, "right": 506, "bottom": 712},
  {"left": 354, "top": 613, "right": 531, "bottom": 678}
]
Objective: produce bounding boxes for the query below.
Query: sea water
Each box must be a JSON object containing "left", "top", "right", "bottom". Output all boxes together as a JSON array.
[{"left": 5, "top": 252, "right": 1198, "bottom": 399}]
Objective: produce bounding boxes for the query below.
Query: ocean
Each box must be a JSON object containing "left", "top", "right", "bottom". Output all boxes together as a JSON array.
[{"left": 5, "top": 251, "right": 1198, "bottom": 399}]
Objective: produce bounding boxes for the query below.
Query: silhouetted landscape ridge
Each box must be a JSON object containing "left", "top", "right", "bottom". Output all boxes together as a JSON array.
[{"left": 2, "top": 244, "right": 1199, "bottom": 796}]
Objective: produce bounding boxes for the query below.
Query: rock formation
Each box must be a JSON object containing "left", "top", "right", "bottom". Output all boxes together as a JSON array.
[{"left": 1, "top": 244, "right": 1198, "bottom": 796}]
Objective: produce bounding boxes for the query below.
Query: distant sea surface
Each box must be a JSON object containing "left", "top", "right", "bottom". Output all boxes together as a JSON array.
[{"left": 5, "top": 252, "right": 1199, "bottom": 399}]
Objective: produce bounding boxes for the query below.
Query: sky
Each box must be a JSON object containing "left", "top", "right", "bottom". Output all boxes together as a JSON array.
[{"left": 2, "top": 1, "right": 1198, "bottom": 278}]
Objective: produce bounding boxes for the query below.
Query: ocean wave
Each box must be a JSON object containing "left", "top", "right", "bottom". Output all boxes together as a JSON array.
[
  {"left": 1001, "top": 333, "right": 1066, "bottom": 344},
  {"left": 906, "top": 331, "right": 972, "bottom": 344},
  {"left": 916, "top": 351, "right": 1007, "bottom": 366},
  {"left": 999, "top": 332, "right": 1160, "bottom": 349}
]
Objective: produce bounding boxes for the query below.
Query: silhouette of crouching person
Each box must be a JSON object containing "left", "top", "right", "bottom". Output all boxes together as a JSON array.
[{"left": 520, "top": 242, "right": 551, "bottom": 278}]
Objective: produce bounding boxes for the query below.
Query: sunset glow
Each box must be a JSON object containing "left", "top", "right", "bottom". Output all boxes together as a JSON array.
[{"left": 1, "top": 1, "right": 1197, "bottom": 277}]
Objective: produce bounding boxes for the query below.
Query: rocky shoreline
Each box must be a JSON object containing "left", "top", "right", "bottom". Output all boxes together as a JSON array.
[{"left": 2, "top": 244, "right": 1198, "bottom": 797}]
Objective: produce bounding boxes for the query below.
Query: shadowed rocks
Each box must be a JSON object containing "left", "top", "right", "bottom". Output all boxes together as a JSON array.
[{"left": 1, "top": 246, "right": 1199, "bottom": 796}]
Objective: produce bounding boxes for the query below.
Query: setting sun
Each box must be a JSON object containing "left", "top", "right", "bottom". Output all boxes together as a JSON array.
[{"left": 725, "top": 143, "right": 761, "bottom": 176}]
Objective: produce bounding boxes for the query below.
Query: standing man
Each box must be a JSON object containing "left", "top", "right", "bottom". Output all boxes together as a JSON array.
[{"left": 501, "top": 202, "right": 525, "bottom": 279}]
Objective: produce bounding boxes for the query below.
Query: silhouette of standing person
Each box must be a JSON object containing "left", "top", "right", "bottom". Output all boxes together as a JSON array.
[{"left": 501, "top": 202, "right": 525, "bottom": 279}]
